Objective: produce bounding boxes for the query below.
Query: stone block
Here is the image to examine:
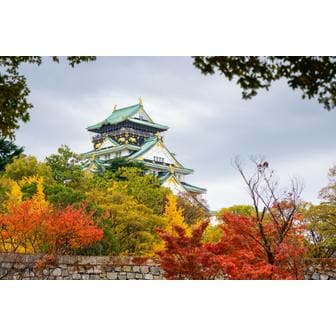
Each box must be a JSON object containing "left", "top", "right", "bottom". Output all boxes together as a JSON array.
[
  {"left": 144, "top": 274, "right": 154, "bottom": 280},
  {"left": 140, "top": 266, "right": 149, "bottom": 274},
  {"left": 52, "top": 268, "right": 62, "bottom": 277},
  {"left": 89, "top": 274, "right": 100, "bottom": 280},
  {"left": 61, "top": 269, "right": 69, "bottom": 277},
  {"left": 107, "top": 272, "right": 118, "bottom": 280},
  {"left": 320, "top": 274, "right": 329, "bottom": 280},
  {"left": 13, "top": 263, "right": 25, "bottom": 270},
  {"left": 118, "top": 272, "right": 127, "bottom": 280},
  {"left": 153, "top": 275, "right": 162, "bottom": 280},
  {"left": 82, "top": 274, "right": 90, "bottom": 280},
  {"left": 42, "top": 269, "right": 49, "bottom": 276},
  {"left": 72, "top": 273, "right": 81, "bottom": 280},
  {"left": 126, "top": 272, "right": 135, "bottom": 279},
  {"left": 115, "top": 266, "right": 122, "bottom": 272},
  {"left": 1, "top": 262, "right": 12, "bottom": 269},
  {"left": 135, "top": 273, "right": 144, "bottom": 279},
  {"left": 150, "top": 266, "right": 161, "bottom": 275},
  {"left": 133, "top": 266, "right": 140, "bottom": 272},
  {"left": 123, "top": 265, "right": 132, "bottom": 272},
  {"left": 311, "top": 273, "right": 320, "bottom": 280}
]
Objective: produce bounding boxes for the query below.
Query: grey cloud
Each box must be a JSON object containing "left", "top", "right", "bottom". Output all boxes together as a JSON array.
[{"left": 16, "top": 57, "right": 336, "bottom": 210}]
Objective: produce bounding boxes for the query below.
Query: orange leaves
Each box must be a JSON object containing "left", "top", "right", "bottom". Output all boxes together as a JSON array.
[
  {"left": 44, "top": 206, "right": 103, "bottom": 254},
  {"left": 0, "top": 200, "right": 103, "bottom": 254},
  {"left": 157, "top": 212, "right": 306, "bottom": 280}
]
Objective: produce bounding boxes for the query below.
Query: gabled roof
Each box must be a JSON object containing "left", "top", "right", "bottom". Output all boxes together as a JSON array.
[
  {"left": 83, "top": 143, "right": 140, "bottom": 157},
  {"left": 181, "top": 181, "right": 207, "bottom": 194},
  {"left": 87, "top": 103, "right": 168, "bottom": 131},
  {"left": 128, "top": 136, "right": 158, "bottom": 160},
  {"left": 98, "top": 136, "right": 119, "bottom": 149},
  {"left": 160, "top": 172, "right": 206, "bottom": 194}
]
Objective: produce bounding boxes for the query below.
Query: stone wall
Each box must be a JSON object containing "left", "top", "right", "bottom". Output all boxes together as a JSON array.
[
  {"left": 0, "top": 253, "right": 163, "bottom": 280},
  {"left": 304, "top": 258, "right": 336, "bottom": 280},
  {"left": 1, "top": 253, "right": 336, "bottom": 280}
]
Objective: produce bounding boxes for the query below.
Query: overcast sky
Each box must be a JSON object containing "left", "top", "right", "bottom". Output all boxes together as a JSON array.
[{"left": 15, "top": 56, "right": 336, "bottom": 210}]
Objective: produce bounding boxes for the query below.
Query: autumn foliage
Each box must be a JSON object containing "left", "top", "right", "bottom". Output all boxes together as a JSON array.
[
  {"left": 0, "top": 200, "right": 103, "bottom": 255},
  {"left": 158, "top": 210, "right": 306, "bottom": 280},
  {"left": 157, "top": 221, "right": 224, "bottom": 280}
]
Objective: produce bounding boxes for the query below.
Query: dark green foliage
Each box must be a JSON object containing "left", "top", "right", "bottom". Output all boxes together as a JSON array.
[
  {"left": 0, "top": 56, "right": 96, "bottom": 139},
  {"left": 77, "top": 223, "right": 121, "bottom": 256},
  {"left": 44, "top": 184, "right": 85, "bottom": 208},
  {"left": 45, "top": 145, "right": 84, "bottom": 185},
  {"left": 21, "top": 182, "right": 37, "bottom": 200},
  {"left": 104, "top": 157, "right": 147, "bottom": 178},
  {"left": 193, "top": 56, "right": 336, "bottom": 110},
  {"left": 0, "top": 138, "right": 23, "bottom": 171}
]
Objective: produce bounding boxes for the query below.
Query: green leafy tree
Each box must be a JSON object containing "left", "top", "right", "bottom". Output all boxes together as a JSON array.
[
  {"left": 304, "top": 203, "right": 336, "bottom": 258},
  {"left": 4, "top": 155, "right": 53, "bottom": 182},
  {"left": 118, "top": 167, "right": 169, "bottom": 215},
  {"left": 319, "top": 164, "right": 336, "bottom": 202},
  {"left": 45, "top": 145, "right": 84, "bottom": 185},
  {"left": 85, "top": 187, "right": 166, "bottom": 256},
  {"left": 193, "top": 56, "right": 336, "bottom": 110},
  {"left": 304, "top": 163, "right": 336, "bottom": 257},
  {"left": 0, "top": 138, "right": 23, "bottom": 171},
  {"left": 105, "top": 157, "right": 147, "bottom": 176},
  {"left": 44, "top": 183, "right": 86, "bottom": 208},
  {"left": 0, "top": 56, "right": 96, "bottom": 139},
  {"left": 217, "top": 204, "right": 255, "bottom": 218}
]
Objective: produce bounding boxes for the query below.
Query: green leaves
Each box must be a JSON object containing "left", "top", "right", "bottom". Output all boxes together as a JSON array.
[
  {"left": 193, "top": 56, "right": 336, "bottom": 110},
  {"left": 0, "top": 138, "right": 23, "bottom": 171}
]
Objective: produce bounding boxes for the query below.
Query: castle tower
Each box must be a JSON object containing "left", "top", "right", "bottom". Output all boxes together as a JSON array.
[{"left": 82, "top": 99, "right": 206, "bottom": 198}]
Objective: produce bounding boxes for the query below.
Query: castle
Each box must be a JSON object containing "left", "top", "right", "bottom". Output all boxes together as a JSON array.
[{"left": 82, "top": 98, "right": 206, "bottom": 199}]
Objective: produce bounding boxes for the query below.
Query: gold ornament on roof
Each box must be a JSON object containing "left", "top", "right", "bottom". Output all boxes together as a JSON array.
[
  {"left": 113, "top": 104, "right": 117, "bottom": 111},
  {"left": 139, "top": 97, "right": 143, "bottom": 106},
  {"left": 169, "top": 164, "right": 175, "bottom": 174},
  {"left": 156, "top": 132, "right": 163, "bottom": 142}
]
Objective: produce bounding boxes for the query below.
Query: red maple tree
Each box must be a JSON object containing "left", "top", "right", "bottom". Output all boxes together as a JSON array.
[
  {"left": 0, "top": 201, "right": 103, "bottom": 254},
  {"left": 158, "top": 159, "right": 306, "bottom": 280}
]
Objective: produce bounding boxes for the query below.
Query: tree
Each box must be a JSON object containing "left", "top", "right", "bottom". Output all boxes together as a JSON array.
[
  {"left": 303, "top": 163, "right": 336, "bottom": 258},
  {"left": 107, "top": 167, "right": 169, "bottom": 215},
  {"left": 44, "top": 205, "right": 103, "bottom": 255},
  {"left": 0, "top": 138, "right": 23, "bottom": 171},
  {"left": 176, "top": 192, "right": 209, "bottom": 225},
  {"left": 157, "top": 159, "right": 306, "bottom": 279},
  {"left": 217, "top": 204, "right": 255, "bottom": 218},
  {"left": 163, "top": 193, "right": 190, "bottom": 236},
  {"left": 157, "top": 221, "right": 223, "bottom": 280},
  {"left": 0, "top": 200, "right": 103, "bottom": 254},
  {"left": 0, "top": 56, "right": 96, "bottom": 139},
  {"left": 193, "top": 56, "right": 336, "bottom": 111},
  {"left": 303, "top": 203, "right": 336, "bottom": 258},
  {"left": 232, "top": 158, "right": 305, "bottom": 270},
  {"left": 4, "top": 155, "right": 53, "bottom": 182},
  {"left": 105, "top": 157, "right": 147, "bottom": 176},
  {"left": 45, "top": 145, "right": 84, "bottom": 185},
  {"left": 85, "top": 187, "right": 166, "bottom": 256},
  {"left": 319, "top": 164, "right": 336, "bottom": 202}
]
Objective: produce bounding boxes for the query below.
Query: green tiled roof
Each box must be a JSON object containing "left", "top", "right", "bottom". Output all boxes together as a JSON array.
[
  {"left": 128, "top": 136, "right": 158, "bottom": 159},
  {"left": 83, "top": 144, "right": 140, "bottom": 157},
  {"left": 181, "top": 181, "right": 207, "bottom": 193},
  {"left": 87, "top": 104, "right": 168, "bottom": 131}
]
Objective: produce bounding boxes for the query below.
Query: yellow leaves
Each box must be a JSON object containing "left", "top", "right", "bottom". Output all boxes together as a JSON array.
[
  {"left": 6, "top": 175, "right": 48, "bottom": 211},
  {"left": 163, "top": 193, "right": 191, "bottom": 236},
  {"left": 7, "top": 180, "right": 23, "bottom": 207}
]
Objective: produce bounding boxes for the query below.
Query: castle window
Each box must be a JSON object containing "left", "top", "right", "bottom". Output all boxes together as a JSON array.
[{"left": 154, "top": 156, "right": 164, "bottom": 163}]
